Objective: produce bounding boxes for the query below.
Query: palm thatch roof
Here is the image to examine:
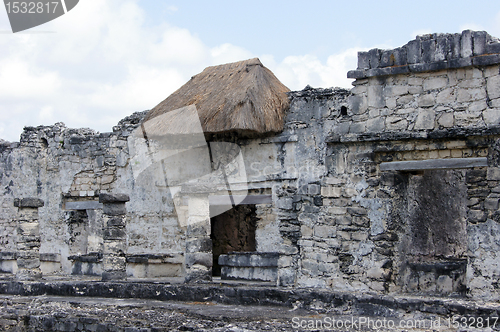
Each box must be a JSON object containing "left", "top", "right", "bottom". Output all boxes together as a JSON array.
[{"left": 144, "top": 58, "right": 290, "bottom": 134}]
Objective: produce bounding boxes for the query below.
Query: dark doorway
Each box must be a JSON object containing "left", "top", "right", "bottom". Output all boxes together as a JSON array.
[
  {"left": 210, "top": 204, "right": 258, "bottom": 276},
  {"left": 396, "top": 169, "right": 468, "bottom": 295}
]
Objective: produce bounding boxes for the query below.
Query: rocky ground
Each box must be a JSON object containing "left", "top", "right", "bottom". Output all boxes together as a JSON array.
[{"left": 1, "top": 295, "right": 497, "bottom": 332}]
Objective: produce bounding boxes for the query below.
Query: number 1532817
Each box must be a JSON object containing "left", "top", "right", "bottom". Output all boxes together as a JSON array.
[{"left": 5, "top": 2, "right": 59, "bottom": 14}]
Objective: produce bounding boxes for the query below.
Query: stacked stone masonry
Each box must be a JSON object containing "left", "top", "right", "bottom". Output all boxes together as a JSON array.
[{"left": 0, "top": 30, "right": 500, "bottom": 301}]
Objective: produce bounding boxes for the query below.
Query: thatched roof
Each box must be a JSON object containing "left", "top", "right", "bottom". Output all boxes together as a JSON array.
[{"left": 144, "top": 58, "right": 290, "bottom": 134}]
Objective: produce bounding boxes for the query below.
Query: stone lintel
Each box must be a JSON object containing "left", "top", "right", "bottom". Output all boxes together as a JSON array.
[{"left": 380, "top": 157, "right": 488, "bottom": 172}]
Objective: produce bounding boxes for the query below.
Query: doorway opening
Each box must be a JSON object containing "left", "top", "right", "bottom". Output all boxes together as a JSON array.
[
  {"left": 396, "top": 169, "right": 468, "bottom": 295},
  {"left": 210, "top": 204, "right": 258, "bottom": 276}
]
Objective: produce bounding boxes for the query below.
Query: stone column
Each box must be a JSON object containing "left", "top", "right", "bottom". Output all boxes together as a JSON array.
[
  {"left": 14, "top": 197, "right": 44, "bottom": 280},
  {"left": 99, "top": 193, "right": 129, "bottom": 281},
  {"left": 185, "top": 195, "right": 212, "bottom": 283}
]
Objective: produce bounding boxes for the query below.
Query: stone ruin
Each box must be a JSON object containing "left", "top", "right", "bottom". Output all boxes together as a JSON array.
[{"left": 1, "top": 30, "right": 500, "bottom": 302}]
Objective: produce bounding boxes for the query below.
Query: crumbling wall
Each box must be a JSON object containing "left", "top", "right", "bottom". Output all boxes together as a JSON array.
[
  {"left": 1, "top": 30, "right": 500, "bottom": 300},
  {"left": 316, "top": 30, "right": 500, "bottom": 299},
  {"left": 0, "top": 112, "right": 186, "bottom": 276}
]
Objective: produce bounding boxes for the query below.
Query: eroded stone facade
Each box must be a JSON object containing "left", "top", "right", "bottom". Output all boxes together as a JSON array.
[{"left": 1, "top": 30, "right": 500, "bottom": 301}]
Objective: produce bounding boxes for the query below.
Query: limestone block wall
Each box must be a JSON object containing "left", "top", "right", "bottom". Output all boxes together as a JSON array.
[
  {"left": 309, "top": 30, "right": 500, "bottom": 299},
  {"left": 0, "top": 112, "right": 186, "bottom": 276},
  {"left": 1, "top": 30, "right": 500, "bottom": 298},
  {"left": 343, "top": 31, "right": 500, "bottom": 138}
]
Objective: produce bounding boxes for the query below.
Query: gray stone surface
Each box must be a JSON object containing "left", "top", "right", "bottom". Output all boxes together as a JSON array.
[
  {"left": 99, "top": 193, "right": 130, "bottom": 203},
  {"left": 349, "top": 30, "right": 500, "bottom": 79},
  {"left": 13, "top": 198, "right": 44, "bottom": 208}
]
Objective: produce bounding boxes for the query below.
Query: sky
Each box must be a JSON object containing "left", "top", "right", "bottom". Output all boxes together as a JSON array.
[{"left": 0, "top": 0, "right": 499, "bottom": 142}]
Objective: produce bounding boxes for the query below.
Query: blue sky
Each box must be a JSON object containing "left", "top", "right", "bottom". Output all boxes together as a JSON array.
[{"left": 0, "top": 0, "right": 499, "bottom": 141}]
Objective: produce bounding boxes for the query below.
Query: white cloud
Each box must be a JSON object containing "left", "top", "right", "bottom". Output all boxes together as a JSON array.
[
  {"left": 0, "top": 0, "right": 257, "bottom": 141},
  {"left": 0, "top": 0, "right": 361, "bottom": 142},
  {"left": 210, "top": 43, "right": 254, "bottom": 65},
  {"left": 165, "top": 5, "right": 178, "bottom": 13},
  {"left": 265, "top": 48, "right": 360, "bottom": 91},
  {"left": 459, "top": 23, "right": 486, "bottom": 33},
  {"left": 411, "top": 28, "right": 432, "bottom": 39},
  {"left": 0, "top": 58, "right": 61, "bottom": 100},
  {"left": 491, "top": 10, "right": 500, "bottom": 38}
]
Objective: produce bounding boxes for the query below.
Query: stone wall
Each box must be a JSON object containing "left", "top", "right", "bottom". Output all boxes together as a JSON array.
[
  {"left": 1, "top": 29, "right": 500, "bottom": 301},
  {"left": 310, "top": 30, "right": 500, "bottom": 299},
  {"left": 0, "top": 112, "right": 187, "bottom": 277}
]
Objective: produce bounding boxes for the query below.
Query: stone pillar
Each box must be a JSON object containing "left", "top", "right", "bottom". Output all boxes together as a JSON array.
[
  {"left": 185, "top": 195, "right": 212, "bottom": 283},
  {"left": 14, "top": 197, "right": 44, "bottom": 280},
  {"left": 99, "top": 193, "right": 129, "bottom": 281}
]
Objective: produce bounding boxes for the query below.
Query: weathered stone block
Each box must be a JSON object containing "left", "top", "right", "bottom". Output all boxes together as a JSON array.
[
  {"left": 17, "top": 258, "right": 40, "bottom": 269},
  {"left": 461, "top": 30, "right": 473, "bottom": 58},
  {"left": 406, "top": 39, "right": 421, "bottom": 64},
  {"left": 186, "top": 222, "right": 210, "bottom": 237},
  {"left": 468, "top": 210, "right": 487, "bottom": 223},
  {"left": 421, "top": 38, "right": 436, "bottom": 63},
  {"left": 16, "top": 269, "right": 42, "bottom": 280},
  {"left": 17, "top": 208, "right": 39, "bottom": 221},
  {"left": 185, "top": 252, "right": 212, "bottom": 268},
  {"left": 386, "top": 116, "right": 408, "bottom": 130},
  {"left": 307, "top": 184, "right": 321, "bottom": 195},
  {"left": 103, "top": 255, "right": 126, "bottom": 268},
  {"left": 368, "top": 85, "right": 384, "bottom": 108},
  {"left": 99, "top": 193, "right": 130, "bottom": 203},
  {"left": 188, "top": 196, "right": 210, "bottom": 218},
  {"left": 419, "top": 273, "right": 437, "bottom": 293},
  {"left": 486, "top": 42, "right": 500, "bottom": 54},
  {"left": 487, "top": 75, "right": 500, "bottom": 100},
  {"left": 301, "top": 225, "right": 313, "bottom": 237},
  {"left": 276, "top": 197, "right": 293, "bottom": 210},
  {"left": 436, "top": 275, "right": 454, "bottom": 294},
  {"left": 347, "top": 207, "right": 367, "bottom": 216},
  {"left": 483, "top": 109, "right": 500, "bottom": 125},
  {"left": 357, "top": 51, "right": 370, "bottom": 69},
  {"left": 349, "top": 122, "right": 366, "bottom": 134},
  {"left": 186, "top": 237, "right": 212, "bottom": 253},
  {"left": 321, "top": 186, "right": 341, "bottom": 198},
  {"left": 454, "top": 112, "right": 482, "bottom": 127},
  {"left": 484, "top": 198, "right": 499, "bottom": 210},
  {"left": 366, "top": 117, "right": 385, "bottom": 132},
  {"left": 103, "top": 228, "right": 126, "bottom": 240},
  {"left": 437, "top": 113, "right": 454, "bottom": 128},
  {"left": 278, "top": 267, "right": 297, "bottom": 286},
  {"left": 384, "top": 85, "right": 408, "bottom": 98},
  {"left": 334, "top": 215, "right": 352, "bottom": 226},
  {"left": 487, "top": 168, "right": 500, "bottom": 181},
  {"left": 351, "top": 231, "right": 369, "bottom": 241},
  {"left": 472, "top": 30, "right": 487, "bottom": 56},
  {"left": 101, "top": 271, "right": 127, "bottom": 281},
  {"left": 184, "top": 266, "right": 212, "bottom": 283},
  {"left": 14, "top": 198, "right": 44, "bottom": 208},
  {"left": 417, "top": 94, "right": 435, "bottom": 108},
  {"left": 414, "top": 109, "right": 436, "bottom": 130},
  {"left": 368, "top": 48, "right": 382, "bottom": 68},
  {"left": 314, "top": 225, "right": 336, "bottom": 238},
  {"left": 105, "top": 216, "right": 126, "bottom": 227},
  {"left": 103, "top": 242, "right": 126, "bottom": 255},
  {"left": 424, "top": 77, "right": 448, "bottom": 91},
  {"left": 313, "top": 196, "right": 323, "bottom": 206},
  {"left": 103, "top": 204, "right": 127, "bottom": 216},
  {"left": 17, "top": 222, "right": 39, "bottom": 237}
]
